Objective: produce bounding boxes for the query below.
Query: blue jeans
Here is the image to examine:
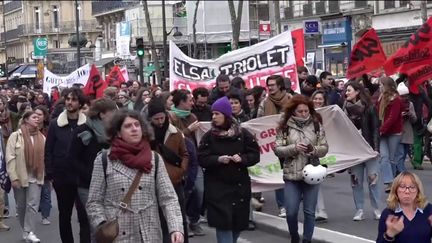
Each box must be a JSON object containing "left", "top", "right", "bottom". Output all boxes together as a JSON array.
[
  {"left": 394, "top": 143, "right": 409, "bottom": 175},
  {"left": 379, "top": 135, "right": 401, "bottom": 184},
  {"left": 275, "top": 188, "right": 284, "bottom": 209},
  {"left": 215, "top": 229, "right": 240, "bottom": 243},
  {"left": 350, "top": 157, "right": 380, "bottom": 210},
  {"left": 186, "top": 167, "right": 204, "bottom": 224},
  {"left": 77, "top": 187, "right": 96, "bottom": 243},
  {"left": 284, "top": 180, "right": 319, "bottom": 241},
  {"left": 39, "top": 179, "right": 52, "bottom": 219}
]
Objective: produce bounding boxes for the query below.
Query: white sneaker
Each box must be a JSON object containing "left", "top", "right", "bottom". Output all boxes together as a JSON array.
[
  {"left": 25, "top": 232, "right": 40, "bottom": 243},
  {"left": 22, "top": 232, "right": 28, "bottom": 240},
  {"left": 353, "top": 209, "right": 365, "bottom": 221},
  {"left": 373, "top": 209, "right": 381, "bottom": 220},
  {"left": 315, "top": 209, "right": 328, "bottom": 221},
  {"left": 41, "top": 218, "right": 51, "bottom": 225},
  {"left": 278, "top": 207, "right": 286, "bottom": 218}
]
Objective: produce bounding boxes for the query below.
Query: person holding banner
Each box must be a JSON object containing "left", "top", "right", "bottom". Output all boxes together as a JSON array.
[
  {"left": 273, "top": 95, "right": 328, "bottom": 243},
  {"left": 377, "top": 77, "right": 403, "bottom": 193},
  {"left": 343, "top": 81, "right": 381, "bottom": 221},
  {"left": 257, "top": 75, "right": 292, "bottom": 218},
  {"left": 198, "top": 96, "right": 260, "bottom": 243}
]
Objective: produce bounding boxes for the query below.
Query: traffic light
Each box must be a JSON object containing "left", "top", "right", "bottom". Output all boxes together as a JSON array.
[
  {"left": 136, "top": 37, "right": 144, "bottom": 58},
  {"left": 0, "top": 64, "right": 5, "bottom": 77}
]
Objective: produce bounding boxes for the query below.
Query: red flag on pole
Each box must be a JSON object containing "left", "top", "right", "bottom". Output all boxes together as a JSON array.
[
  {"left": 83, "top": 64, "right": 106, "bottom": 99},
  {"left": 346, "top": 28, "right": 387, "bottom": 80},
  {"left": 105, "top": 65, "right": 126, "bottom": 88},
  {"left": 383, "top": 16, "right": 432, "bottom": 76},
  {"left": 291, "top": 28, "right": 305, "bottom": 67}
]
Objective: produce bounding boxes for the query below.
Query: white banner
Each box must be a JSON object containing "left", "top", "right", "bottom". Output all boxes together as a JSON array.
[
  {"left": 169, "top": 31, "right": 299, "bottom": 92},
  {"left": 196, "top": 105, "right": 379, "bottom": 192},
  {"left": 116, "top": 22, "right": 131, "bottom": 57},
  {"left": 43, "top": 64, "right": 91, "bottom": 96}
]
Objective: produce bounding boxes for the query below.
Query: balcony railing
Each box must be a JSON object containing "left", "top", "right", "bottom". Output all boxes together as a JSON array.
[
  {"left": 21, "top": 20, "right": 100, "bottom": 35},
  {"left": 4, "top": 0, "right": 22, "bottom": 14},
  {"left": 92, "top": 0, "right": 136, "bottom": 16}
]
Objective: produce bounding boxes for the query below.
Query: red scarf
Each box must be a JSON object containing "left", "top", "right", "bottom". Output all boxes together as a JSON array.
[{"left": 109, "top": 138, "right": 152, "bottom": 173}]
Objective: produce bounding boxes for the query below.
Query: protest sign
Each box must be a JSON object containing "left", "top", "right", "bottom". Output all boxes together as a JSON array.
[
  {"left": 43, "top": 64, "right": 91, "bottom": 97},
  {"left": 169, "top": 31, "right": 299, "bottom": 92},
  {"left": 346, "top": 28, "right": 387, "bottom": 79},
  {"left": 196, "top": 105, "right": 378, "bottom": 192}
]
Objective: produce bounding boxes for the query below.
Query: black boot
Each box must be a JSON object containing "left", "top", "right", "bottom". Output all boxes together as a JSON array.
[
  {"left": 290, "top": 234, "right": 300, "bottom": 243},
  {"left": 302, "top": 240, "right": 312, "bottom": 243}
]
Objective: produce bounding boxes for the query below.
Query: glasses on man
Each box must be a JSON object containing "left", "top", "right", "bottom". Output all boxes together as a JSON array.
[{"left": 398, "top": 185, "right": 417, "bottom": 193}]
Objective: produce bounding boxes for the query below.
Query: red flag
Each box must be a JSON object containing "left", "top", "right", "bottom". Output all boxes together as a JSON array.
[
  {"left": 105, "top": 65, "right": 126, "bottom": 87},
  {"left": 346, "top": 28, "right": 387, "bottom": 79},
  {"left": 406, "top": 64, "right": 432, "bottom": 94},
  {"left": 83, "top": 64, "right": 107, "bottom": 99},
  {"left": 291, "top": 28, "right": 305, "bottom": 67},
  {"left": 384, "top": 16, "right": 432, "bottom": 75}
]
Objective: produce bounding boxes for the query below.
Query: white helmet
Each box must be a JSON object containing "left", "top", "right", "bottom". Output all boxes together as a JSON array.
[{"left": 302, "top": 164, "right": 327, "bottom": 185}]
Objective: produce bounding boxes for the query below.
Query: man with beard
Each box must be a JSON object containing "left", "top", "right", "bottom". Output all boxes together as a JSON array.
[
  {"left": 168, "top": 89, "right": 199, "bottom": 140},
  {"left": 148, "top": 98, "right": 190, "bottom": 242},
  {"left": 209, "top": 74, "right": 238, "bottom": 105},
  {"left": 257, "top": 75, "right": 292, "bottom": 218},
  {"left": 192, "top": 87, "right": 212, "bottom": 122},
  {"left": 44, "top": 88, "right": 90, "bottom": 243}
]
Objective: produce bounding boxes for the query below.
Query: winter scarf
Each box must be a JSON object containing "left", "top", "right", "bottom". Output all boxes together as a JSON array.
[
  {"left": 211, "top": 119, "right": 241, "bottom": 138},
  {"left": 171, "top": 106, "right": 191, "bottom": 118},
  {"left": 21, "top": 124, "right": 45, "bottom": 181},
  {"left": 151, "top": 117, "right": 169, "bottom": 146},
  {"left": 344, "top": 100, "right": 365, "bottom": 129},
  {"left": 263, "top": 91, "right": 292, "bottom": 116},
  {"left": 78, "top": 118, "right": 109, "bottom": 146},
  {"left": 291, "top": 115, "right": 311, "bottom": 129},
  {"left": 109, "top": 138, "right": 152, "bottom": 173}
]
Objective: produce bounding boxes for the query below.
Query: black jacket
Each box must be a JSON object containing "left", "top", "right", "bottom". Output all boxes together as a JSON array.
[
  {"left": 198, "top": 128, "right": 260, "bottom": 231},
  {"left": 191, "top": 105, "right": 212, "bottom": 122},
  {"left": 345, "top": 104, "right": 380, "bottom": 151},
  {"left": 44, "top": 111, "right": 87, "bottom": 185},
  {"left": 234, "top": 111, "right": 250, "bottom": 123},
  {"left": 68, "top": 123, "right": 110, "bottom": 189}
]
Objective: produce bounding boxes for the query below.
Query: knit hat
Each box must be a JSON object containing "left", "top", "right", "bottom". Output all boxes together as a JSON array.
[
  {"left": 211, "top": 96, "right": 232, "bottom": 118},
  {"left": 147, "top": 98, "right": 166, "bottom": 118},
  {"left": 397, "top": 82, "right": 409, "bottom": 96}
]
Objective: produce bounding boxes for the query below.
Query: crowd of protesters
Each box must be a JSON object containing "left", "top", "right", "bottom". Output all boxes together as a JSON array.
[{"left": 0, "top": 64, "right": 431, "bottom": 243}]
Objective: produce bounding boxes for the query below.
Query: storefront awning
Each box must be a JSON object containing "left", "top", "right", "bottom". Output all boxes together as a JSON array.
[
  {"left": 10, "top": 64, "right": 37, "bottom": 79},
  {"left": 318, "top": 43, "right": 347, "bottom": 48}
]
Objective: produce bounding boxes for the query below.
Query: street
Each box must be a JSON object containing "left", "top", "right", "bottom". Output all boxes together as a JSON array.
[{"left": 1, "top": 159, "right": 430, "bottom": 242}]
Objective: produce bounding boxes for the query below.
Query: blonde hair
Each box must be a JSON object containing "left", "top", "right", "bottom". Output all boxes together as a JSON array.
[{"left": 387, "top": 171, "right": 428, "bottom": 210}]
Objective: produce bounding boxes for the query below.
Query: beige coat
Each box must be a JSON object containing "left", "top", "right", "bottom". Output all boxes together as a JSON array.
[
  {"left": 274, "top": 117, "right": 328, "bottom": 181},
  {"left": 86, "top": 150, "right": 183, "bottom": 243},
  {"left": 6, "top": 129, "right": 45, "bottom": 186}
]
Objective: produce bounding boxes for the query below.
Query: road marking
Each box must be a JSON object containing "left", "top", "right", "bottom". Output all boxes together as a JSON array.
[{"left": 238, "top": 237, "right": 253, "bottom": 243}]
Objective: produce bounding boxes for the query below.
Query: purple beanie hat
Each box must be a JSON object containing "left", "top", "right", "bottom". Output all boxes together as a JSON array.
[{"left": 211, "top": 96, "right": 232, "bottom": 118}]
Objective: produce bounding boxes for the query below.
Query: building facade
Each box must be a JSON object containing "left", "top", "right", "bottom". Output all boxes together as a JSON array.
[{"left": 0, "top": 0, "right": 102, "bottom": 74}]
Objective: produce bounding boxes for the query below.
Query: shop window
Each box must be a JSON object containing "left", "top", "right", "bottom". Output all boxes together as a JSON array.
[
  {"left": 328, "top": 0, "right": 340, "bottom": 13},
  {"left": 384, "top": 1, "right": 395, "bottom": 9}
]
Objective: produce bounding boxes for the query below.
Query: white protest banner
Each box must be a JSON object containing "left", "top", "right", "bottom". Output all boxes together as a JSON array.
[
  {"left": 169, "top": 31, "right": 299, "bottom": 92},
  {"left": 196, "top": 105, "right": 379, "bottom": 192},
  {"left": 43, "top": 64, "right": 91, "bottom": 96}
]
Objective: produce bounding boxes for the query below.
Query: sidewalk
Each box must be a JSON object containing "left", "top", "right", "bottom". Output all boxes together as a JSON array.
[{"left": 253, "top": 211, "right": 375, "bottom": 243}]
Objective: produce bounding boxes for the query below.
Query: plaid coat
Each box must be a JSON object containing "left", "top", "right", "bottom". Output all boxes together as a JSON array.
[{"left": 86, "top": 150, "right": 183, "bottom": 243}]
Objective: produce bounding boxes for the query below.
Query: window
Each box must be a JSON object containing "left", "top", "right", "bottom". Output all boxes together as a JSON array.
[
  {"left": 52, "top": 6, "right": 59, "bottom": 29},
  {"left": 384, "top": 0, "right": 395, "bottom": 9},
  {"left": 54, "top": 40, "right": 60, "bottom": 48},
  {"left": 34, "top": 7, "right": 40, "bottom": 31},
  {"left": 354, "top": 0, "right": 368, "bottom": 8},
  {"left": 329, "top": 0, "right": 340, "bottom": 13},
  {"left": 399, "top": 0, "right": 410, "bottom": 7}
]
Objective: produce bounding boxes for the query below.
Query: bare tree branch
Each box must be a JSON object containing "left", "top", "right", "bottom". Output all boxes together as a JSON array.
[
  {"left": 192, "top": 0, "right": 200, "bottom": 58},
  {"left": 228, "top": 0, "right": 243, "bottom": 51},
  {"left": 143, "top": 0, "right": 162, "bottom": 85}
]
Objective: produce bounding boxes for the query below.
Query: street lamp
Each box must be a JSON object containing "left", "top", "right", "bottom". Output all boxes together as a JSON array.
[
  {"left": 75, "top": 0, "right": 81, "bottom": 68},
  {"left": 162, "top": 0, "right": 183, "bottom": 80}
]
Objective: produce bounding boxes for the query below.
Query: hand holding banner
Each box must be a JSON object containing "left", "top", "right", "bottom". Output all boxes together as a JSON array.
[{"left": 346, "top": 28, "right": 386, "bottom": 80}]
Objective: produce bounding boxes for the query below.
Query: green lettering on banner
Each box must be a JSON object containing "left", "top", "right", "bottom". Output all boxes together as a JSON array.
[
  {"left": 320, "top": 155, "right": 337, "bottom": 165},
  {"left": 248, "top": 162, "right": 282, "bottom": 176}
]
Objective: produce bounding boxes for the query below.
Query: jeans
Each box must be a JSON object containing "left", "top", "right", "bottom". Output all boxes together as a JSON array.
[
  {"left": 350, "top": 157, "right": 380, "bottom": 210},
  {"left": 379, "top": 135, "right": 401, "bottom": 184},
  {"left": 215, "top": 229, "right": 240, "bottom": 243},
  {"left": 53, "top": 182, "right": 90, "bottom": 243},
  {"left": 284, "top": 180, "right": 319, "bottom": 242},
  {"left": 39, "top": 179, "right": 52, "bottom": 219},
  {"left": 316, "top": 188, "right": 325, "bottom": 212},
  {"left": 412, "top": 132, "right": 424, "bottom": 167},
  {"left": 275, "top": 188, "right": 284, "bottom": 209},
  {"left": 394, "top": 143, "right": 409, "bottom": 175},
  {"left": 13, "top": 183, "right": 41, "bottom": 233},
  {"left": 186, "top": 167, "right": 204, "bottom": 224},
  {"left": 161, "top": 183, "right": 189, "bottom": 243},
  {"left": 77, "top": 187, "right": 96, "bottom": 243}
]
